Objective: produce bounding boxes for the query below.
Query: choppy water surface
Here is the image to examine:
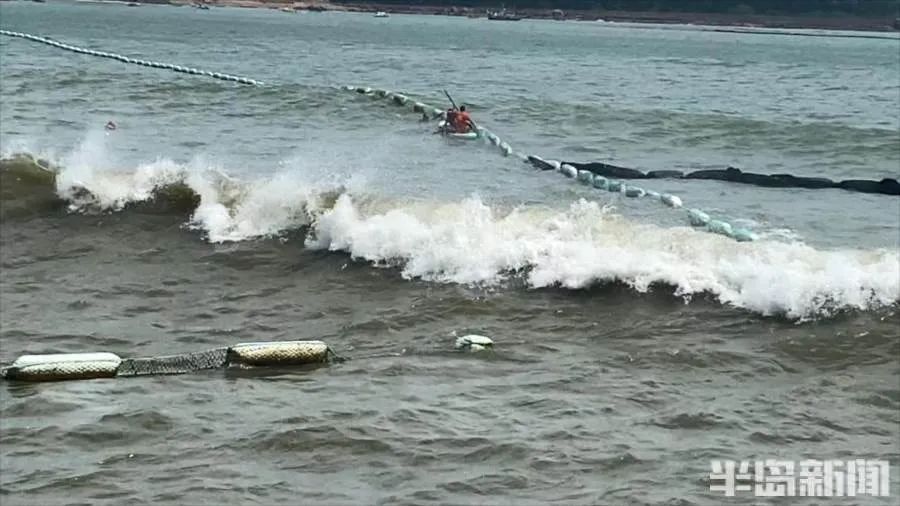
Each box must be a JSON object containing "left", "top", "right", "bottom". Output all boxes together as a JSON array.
[{"left": 1, "top": 2, "right": 898, "bottom": 505}]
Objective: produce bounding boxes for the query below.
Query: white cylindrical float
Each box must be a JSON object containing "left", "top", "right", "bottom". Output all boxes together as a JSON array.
[
  {"left": 624, "top": 186, "right": 646, "bottom": 198},
  {"left": 455, "top": 335, "right": 494, "bottom": 352},
  {"left": 706, "top": 220, "right": 734, "bottom": 237},
  {"left": 731, "top": 228, "right": 757, "bottom": 242},
  {"left": 227, "top": 341, "right": 329, "bottom": 367},
  {"left": 688, "top": 209, "right": 711, "bottom": 227},
  {"left": 559, "top": 164, "right": 577, "bottom": 179},
  {"left": 660, "top": 194, "right": 682, "bottom": 208},
  {"left": 2, "top": 352, "right": 122, "bottom": 382}
]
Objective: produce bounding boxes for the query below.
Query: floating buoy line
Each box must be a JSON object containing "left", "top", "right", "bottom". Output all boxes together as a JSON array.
[
  {"left": 343, "top": 85, "right": 760, "bottom": 242},
  {"left": 0, "top": 30, "right": 263, "bottom": 85},
  {"left": 1, "top": 336, "right": 496, "bottom": 382}
]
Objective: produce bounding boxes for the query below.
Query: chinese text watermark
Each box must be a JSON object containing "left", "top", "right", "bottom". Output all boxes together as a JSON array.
[{"left": 709, "top": 459, "right": 890, "bottom": 497}]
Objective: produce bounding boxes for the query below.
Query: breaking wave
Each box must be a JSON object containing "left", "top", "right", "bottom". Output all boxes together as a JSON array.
[
  {"left": 1, "top": 134, "right": 897, "bottom": 321},
  {"left": 306, "top": 194, "right": 898, "bottom": 320}
]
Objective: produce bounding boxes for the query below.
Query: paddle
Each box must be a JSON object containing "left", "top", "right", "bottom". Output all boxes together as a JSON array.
[
  {"left": 443, "top": 89, "right": 459, "bottom": 110},
  {"left": 434, "top": 89, "right": 455, "bottom": 134}
]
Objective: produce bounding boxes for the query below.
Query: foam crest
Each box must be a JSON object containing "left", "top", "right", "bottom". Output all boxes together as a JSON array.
[
  {"left": 307, "top": 194, "right": 555, "bottom": 284},
  {"left": 54, "top": 130, "right": 186, "bottom": 210},
  {"left": 8, "top": 134, "right": 896, "bottom": 320},
  {"left": 22, "top": 130, "right": 349, "bottom": 242},
  {"left": 186, "top": 170, "right": 329, "bottom": 243},
  {"left": 1, "top": 137, "right": 57, "bottom": 163},
  {"left": 306, "top": 195, "right": 899, "bottom": 319}
]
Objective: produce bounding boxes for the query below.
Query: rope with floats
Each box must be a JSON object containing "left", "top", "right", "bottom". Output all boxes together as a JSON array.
[
  {"left": 3, "top": 29, "right": 894, "bottom": 195},
  {"left": 344, "top": 85, "right": 759, "bottom": 242},
  {"left": 0, "top": 29, "right": 264, "bottom": 86},
  {"left": 0, "top": 29, "right": 756, "bottom": 241},
  {"left": 0, "top": 335, "right": 494, "bottom": 382}
]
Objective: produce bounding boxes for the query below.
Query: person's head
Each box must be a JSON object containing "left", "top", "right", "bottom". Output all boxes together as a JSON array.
[{"left": 460, "top": 105, "right": 467, "bottom": 112}]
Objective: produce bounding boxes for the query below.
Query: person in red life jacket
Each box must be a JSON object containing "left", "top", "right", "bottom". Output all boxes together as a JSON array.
[{"left": 451, "top": 105, "right": 475, "bottom": 133}]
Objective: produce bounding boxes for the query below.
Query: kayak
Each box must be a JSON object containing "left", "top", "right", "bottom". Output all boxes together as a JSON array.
[
  {"left": 437, "top": 120, "right": 480, "bottom": 140},
  {"left": 445, "top": 131, "right": 479, "bottom": 141}
]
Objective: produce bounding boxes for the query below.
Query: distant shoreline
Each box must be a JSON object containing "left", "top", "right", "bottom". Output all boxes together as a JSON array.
[
  {"left": 333, "top": 3, "right": 900, "bottom": 33},
  {"left": 63, "top": 0, "right": 900, "bottom": 33}
]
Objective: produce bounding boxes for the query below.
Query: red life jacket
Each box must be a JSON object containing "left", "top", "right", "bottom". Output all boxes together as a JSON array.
[{"left": 453, "top": 111, "right": 472, "bottom": 132}]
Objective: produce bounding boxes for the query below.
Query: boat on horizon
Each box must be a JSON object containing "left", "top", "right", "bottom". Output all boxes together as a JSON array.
[
  {"left": 487, "top": 8, "right": 522, "bottom": 21},
  {"left": 374, "top": 11, "right": 389, "bottom": 18}
]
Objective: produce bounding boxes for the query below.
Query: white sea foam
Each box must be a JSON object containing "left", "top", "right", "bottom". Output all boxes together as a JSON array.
[
  {"left": 1, "top": 136, "right": 60, "bottom": 167},
  {"left": 15, "top": 132, "right": 897, "bottom": 320},
  {"left": 306, "top": 195, "right": 899, "bottom": 320},
  {"left": 53, "top": 129, "right": 186, "bottom": 210},
  {"left": 185, "top": 169, "right": 341, "bottom": 243}
]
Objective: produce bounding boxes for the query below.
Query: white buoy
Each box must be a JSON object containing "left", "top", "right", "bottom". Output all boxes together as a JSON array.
[
  {"left": 3, "top": 352, "right": 122, "bottom": 382},
  {"left": 227, "top": 341, "right": 329, "bottom": 366},
  {"left": 455, "top": 335, "right": 494, "bottom": 352},
  {"left": 706, "top": 220, "right": 734, "bottom": 237},
  {"left": 688, "top": 209, "right": 710, "bottom": 227},
  {"left": 624, "top": 186, "right": 646, "bottom": 198},
  {"left": 732, "top": 228, "right": 757, "bottom": 242},
  {"left": 660, "top": 194, "right": 683, "bottom": 208},
  {"left": 559, "top": 164, "right": 577, "bottom": 178}
]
